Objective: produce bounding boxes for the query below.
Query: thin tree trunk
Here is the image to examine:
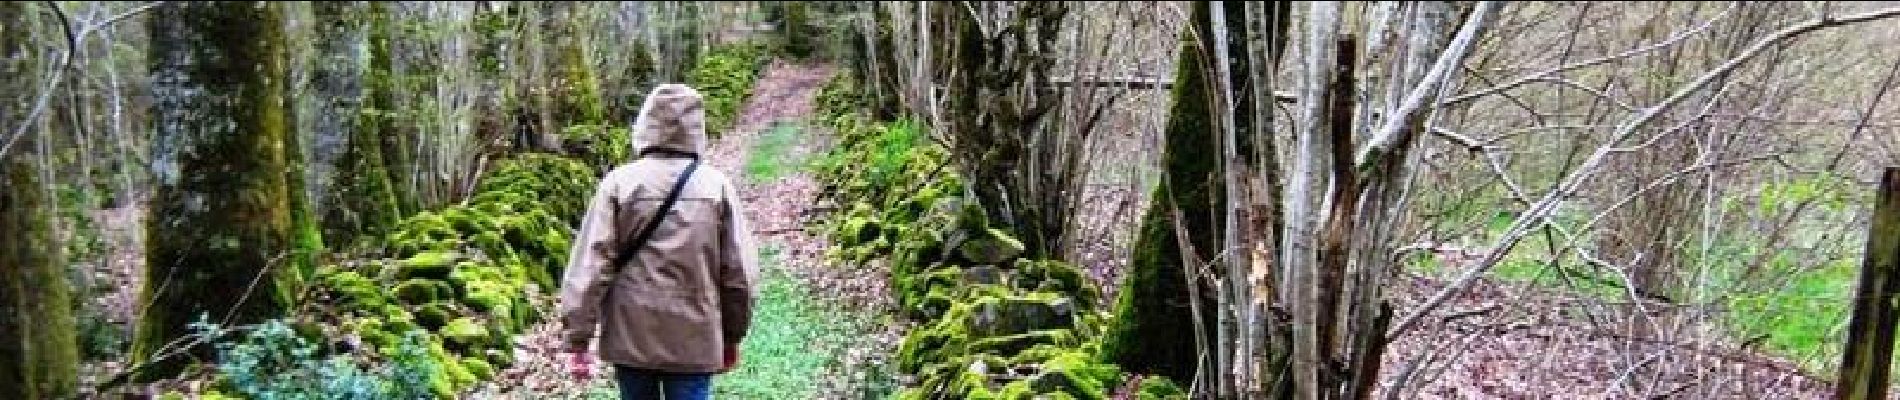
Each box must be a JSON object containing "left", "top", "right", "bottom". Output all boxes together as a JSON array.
[{"left": 1287, "top": 3, "right": 1342, "bottom": 398}]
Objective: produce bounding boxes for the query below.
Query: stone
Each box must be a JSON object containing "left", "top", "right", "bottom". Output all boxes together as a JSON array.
[
  {"left": 958, "top": 228, "right": 1025, "bottom": 265},
  {"left": 966, "top": 294, "right": 1074, "bottom": 337},
  {"left": 394, "top": 279, "right": 451, "bottom": 305},
  {"left": 399, "top": 251, "right": 460, "bottom": 280},
  {"left": 440, "top": 317, "right": 488, "bottom": 347}
]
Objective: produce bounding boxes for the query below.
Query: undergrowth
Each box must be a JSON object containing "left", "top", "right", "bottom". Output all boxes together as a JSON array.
[
  {"left": 745, "top": 122, "right": 806, "bottom": 183},
  {"left": 172, "top": 316, "right": 438, "bottom": 400},
  {"left": 714, "top": 246, "right": 895, "bottom": 398}
]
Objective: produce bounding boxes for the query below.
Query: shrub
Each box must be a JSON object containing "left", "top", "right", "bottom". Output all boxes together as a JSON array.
[
  {"left": 687, "top": 42, "right": 769, "bottom": 136},
  {"left": 193, "top": 316, "right": 437, "bottom": 399}
]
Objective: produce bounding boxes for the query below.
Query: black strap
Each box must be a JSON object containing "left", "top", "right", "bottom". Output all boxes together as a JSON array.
[{"left": 606, "top": 149, "right": 701, "bottom": 276}]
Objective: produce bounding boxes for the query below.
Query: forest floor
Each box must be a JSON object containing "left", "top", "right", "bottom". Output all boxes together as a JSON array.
[
  {"left": 1380, "top": 272, "right": 1842, "bottom": 399},
  {"left": 474, "top": 62, "right": 904, "bottom": 399}
]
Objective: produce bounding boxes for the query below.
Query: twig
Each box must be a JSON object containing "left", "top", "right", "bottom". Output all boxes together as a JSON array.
[
  {"left": 1388, "top": 6, "right": 1900, "bottom": 339},
  {"left": 1355, "top": 1, "right": 1501, "bottom": 170},
  {"left": 1441, "top": 3, "right": 1740, "bottom": 106}
]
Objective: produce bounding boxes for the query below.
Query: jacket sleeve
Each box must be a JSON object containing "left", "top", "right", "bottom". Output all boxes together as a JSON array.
[
  {"left": 717, "top": 183, "right": 760, "bottom": 345},
  {"left": 559, "top": 179, "right": 621, "bottom": 350}
]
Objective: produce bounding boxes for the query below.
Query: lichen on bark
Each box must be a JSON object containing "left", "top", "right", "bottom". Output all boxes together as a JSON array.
[
  {"left": 0, "top": 3, "right": 80, "bottom": 397},
  {"left": 131, "top": 1, "right": 302, "bottom": 381}
]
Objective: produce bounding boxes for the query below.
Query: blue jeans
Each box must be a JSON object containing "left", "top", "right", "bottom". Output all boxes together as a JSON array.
[{"left": 613, "top": 365, "right": 712, "bottom": 400}]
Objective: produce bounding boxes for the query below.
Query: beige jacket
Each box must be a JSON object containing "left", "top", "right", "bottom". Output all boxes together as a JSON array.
[{"left": 560, "top": 84, "right": 759, "bottom": 374}]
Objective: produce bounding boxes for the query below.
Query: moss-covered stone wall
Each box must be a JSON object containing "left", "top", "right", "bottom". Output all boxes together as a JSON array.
[
  {"left": 687, "top": 42, "right": 769, "bottom": 136},
  {"left": 294, "top": 153, "right": 594, "bottom": 398},
  {"left": 811, "top": 74, "right": 1184, "bottom": 400}
]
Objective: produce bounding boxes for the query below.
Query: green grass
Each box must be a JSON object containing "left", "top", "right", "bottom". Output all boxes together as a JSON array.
[
  {"left": 713, "top": 246, "right": 891, "bottom": 398},
  {"left": 1715, "top": 250, "right": 1857, "bottom": 372},
  {"left": 744, "top": 123, "right": 805, "bottom": 183}
]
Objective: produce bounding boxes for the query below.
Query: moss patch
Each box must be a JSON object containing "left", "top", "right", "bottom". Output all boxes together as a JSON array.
[{"left": 808, "top": 72, "right": 1167, "bottom": 398}]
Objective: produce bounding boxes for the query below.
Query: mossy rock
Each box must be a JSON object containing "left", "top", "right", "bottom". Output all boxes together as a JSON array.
[
  {"left": 958, "top": 228, "right": 1026, "bottom": 266},
  {"left": 320, "top": 269, "right": 388, "bottom": 311},
  {"left": 559, "top": 124, "right": 632, "bottom": 172},
  {"left": 395, "top": 278, "right": 454, "bottom": 305},
  {"left": 386, "top": 308, "right": 419, "bottom": 334},
  {"left": 461, "top": 357, "right": 496, "bottom": 381},
  {"left": 957, "top": 200, "right": 990, "bottom": 232},
  {"left": 484, "top": 348, "right": 515, "bottom": 368},
  {"left": 966, "top": 329, "right": 1078, "bottom": 358},
  {"left": 1022, "top": 350, "right": 1121, "bottom": 400},
  {"left": 399, "top": 251, "right": 460, "bottom": 280},
  {"left": 964, "top": 293, "right": 1076, "bottom": 338},
  {"left": 440, "top": 317, "right": 489, "bottom": 348},
  {"left": 1010, "top": 259, "right": 1098, "bottom": 311},
  {"left": 415, "top": 301, "right": 455, "bottom": 330}
]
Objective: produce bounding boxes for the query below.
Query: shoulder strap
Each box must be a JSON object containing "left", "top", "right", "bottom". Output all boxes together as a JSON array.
[{"left": 607, "top": 149, "right": 702, "bottom": 275}]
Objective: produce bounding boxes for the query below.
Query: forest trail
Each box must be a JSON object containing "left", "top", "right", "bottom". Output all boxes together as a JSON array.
[{"left": 477, "top": 62, "right": 896, "bottom": 399}]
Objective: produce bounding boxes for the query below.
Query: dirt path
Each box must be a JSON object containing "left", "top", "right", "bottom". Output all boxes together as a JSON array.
[{"left": 478, "top": 62, "right": 894, "bottom": 399}]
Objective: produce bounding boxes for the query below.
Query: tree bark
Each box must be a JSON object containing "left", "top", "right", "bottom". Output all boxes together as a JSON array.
[
  {"left": 0, "top": 2, "right": 80, "bottom": 397},
  {"left": 1835, "top": 167, "right": 1900, "bottom": 400},
  {"left": 132, "top": 1, "right": 302, "bottom": 381}
]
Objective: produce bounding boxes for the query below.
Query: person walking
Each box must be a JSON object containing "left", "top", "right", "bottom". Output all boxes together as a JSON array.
[{"left": 559, "top": 83, "right": 759, "bottom": 400}]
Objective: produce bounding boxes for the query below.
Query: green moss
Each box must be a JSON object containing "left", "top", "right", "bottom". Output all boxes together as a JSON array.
[
  {"left": 1027, "top": 350, "right": 1121, "bottom": 400},
  {"left": 395, "top": 279, "right": 452, "bottom": 304},
  {"left": 460, "top": 357, "right": 495, "bottom": 381},
  {"left": 559, "top": 124, "right": 632, "bottom": 173},
  {"left": 399, "top": 251, "right": 459, "bottom": 280},
  {"left": 1011, "top": 259, "right": 1098, "bottom": 311},
  {"left": 415, "top": 302, "right": 454, "bottom": 330},
  {"left": 1099, "top": 1, "right": 1223, "bottom": 383},
  {"left": 686, "top": 42, "right": 769, "bottom": 135},
  {"left": 966, "top": 329, "right": 1077, "bottom": 357},
  {"left": 321, "top": 269, "right": 388, "bottom": 311},
  {"left": 440, "top": 317, "right": 489, "bottom": 347},
  {"left": 132, "top": 2, "right": 299, "bottom": 381},
  {"left": 959, "top": 228, "right": 1026, "bottom": 265}
]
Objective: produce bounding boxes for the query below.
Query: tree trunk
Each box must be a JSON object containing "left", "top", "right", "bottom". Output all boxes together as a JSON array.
[
  {"left": 0, "top": 2, "right": 80, "bottom": 397},
  {"left": 132, "top": 1, "right": 303, "bottom": 381},
  {"left": 367, "top": 2, "right": 419, "bottom": 218},
  {"left": 308, "top": 1, "right": 370, "bottom": 246},
  {"left": 324, "top": 1, "right": 403, "bottom": 248},
  {"left": 1101, "top": 0, "right": 1223, "bottom": 385},
  {"left": 1836, "top": 167, "right": 1900, "bottom": 400},
  {"left": 933, "top": 1, "right": 1079, "bottom": 260}
]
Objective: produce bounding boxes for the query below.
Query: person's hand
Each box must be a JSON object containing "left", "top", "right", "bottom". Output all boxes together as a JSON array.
[
  {"left": 722, "top": 344, "right": 741, "bottom": 373},
  {"left": 566, "top": 350, "right": 595, "bottom": 380}
]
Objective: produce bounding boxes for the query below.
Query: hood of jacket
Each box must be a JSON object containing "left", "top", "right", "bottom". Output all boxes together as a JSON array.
[{"left": 631, "top": 83, "right": 709, "bottom": 155}]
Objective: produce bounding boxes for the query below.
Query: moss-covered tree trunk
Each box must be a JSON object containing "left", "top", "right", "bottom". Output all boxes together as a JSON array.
[
  {"left": 367, "top": 2, "right": 419, "bottom": 217},
  {"left": 548, "top": 1, "right": 606, "bottom": 130},
  {"left": 312, "top": 1, "right": 392, "bottom": 247},
  {"left": 132, "top": 1, "right": 301, "bottom": 381},
  {"left": 1100, "top": 0, "right": 1223, "bottom": 384},
  {"left": 866, "top": 2, "right": 904, "bottom": 120},
  {"left": 0, "top": 3, "right": 80, "bottom": 397},
  {"left": 933, "top": 1, "right": 1077, "bottom": 260}
]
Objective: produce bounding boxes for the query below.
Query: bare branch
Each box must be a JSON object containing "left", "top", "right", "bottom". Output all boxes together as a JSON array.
[
  {"left": 1389, "top": 5, "right": 1900, "bottom": 339},
  {"left": 1441, "top": 3, "right": 1741, "bottom": 106},
  {"left": 1355, "top": 1, "right": 1502, "bottom": 170}
]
